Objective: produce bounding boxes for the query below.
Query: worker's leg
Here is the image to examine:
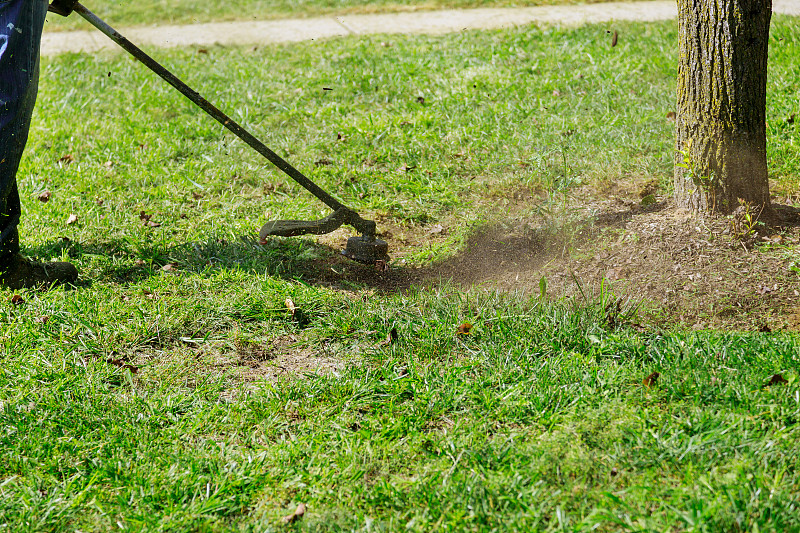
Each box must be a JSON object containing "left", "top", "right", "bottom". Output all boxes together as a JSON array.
[
  {"left": 0, "top": 0, "right": 78, "bottom": 288},
  {"left": 0, "top": 0, "right": 48, "bottom": 264}
]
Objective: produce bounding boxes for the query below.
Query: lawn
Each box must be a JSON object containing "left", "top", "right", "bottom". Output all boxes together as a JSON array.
[
  {"left": 2, "top": 14, "right": 800, "bottom": 532},
  {"left": 45, "top": 0, "right": 651, "bottom": 30}
]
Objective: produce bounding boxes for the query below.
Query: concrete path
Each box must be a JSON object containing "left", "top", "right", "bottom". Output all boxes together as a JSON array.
[{"left": 41, "top": 0, "right": 800, "bottom": 56}]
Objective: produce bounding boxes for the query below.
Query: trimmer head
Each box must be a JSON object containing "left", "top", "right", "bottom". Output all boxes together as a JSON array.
[{"left": 342, "top": 236, "right": 390, "bottom": 264}]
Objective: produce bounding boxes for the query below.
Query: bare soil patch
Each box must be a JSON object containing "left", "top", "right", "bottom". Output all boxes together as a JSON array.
[{"left": 307, "top": 181, "right": 800, "bottom": 332}]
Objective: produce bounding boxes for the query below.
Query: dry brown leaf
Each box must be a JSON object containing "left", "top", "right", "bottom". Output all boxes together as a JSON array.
[
  {"left": 11, "top": 294, "right": 25, "bottom": 306},
  {"left": 643, "top": 371, "right": 660, "bottom": 388},
  {"left": 666, "top": 111, "right": 676, "bottom": 120},
  {"left": 456, "top": 323, "right": 472, "bottom": 335},
  {"left": 58, "top": 154, "right": 75, "bottom": 165},
  {"left": 611, "top": 30, "right": 619, "bottom": 47},
  {"left": 381, "top": 327, "right": 399, "bottom": 347},
  {"left": 66, "top": 214, "right": 78, "bottom": 225},
  {"left": 106, "top": 357, "right": 138, "bottom": 374},
  {"left": 282, "top": 503, "right": 306, "bottom": 524},
  {"left": 197, "top": 48, "right": 209, "bottom": 54},
  {"left": 144, "top": 220, "right": 162, "bottom": 228},
  {"left": 34, "top": 315, "right": 49, "bottom": 324},
  {"left": 765, "top": 374, "right": 788, "bottom": 387},
  {"left": 38, "top": 190, "right": 52, "bottom": 202},
  {"left": 285, "top": 297, "right": 297, "bottom": 317}
]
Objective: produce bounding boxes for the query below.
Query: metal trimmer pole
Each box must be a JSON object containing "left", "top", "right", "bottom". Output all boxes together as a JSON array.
[{"left": 68, "top": 2, "right": 382, "bottom": 245}]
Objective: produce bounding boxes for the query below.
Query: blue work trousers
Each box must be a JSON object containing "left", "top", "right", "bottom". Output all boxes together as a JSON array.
[{"left": 0, "top": 0, "right": 48, "bottom": 263}]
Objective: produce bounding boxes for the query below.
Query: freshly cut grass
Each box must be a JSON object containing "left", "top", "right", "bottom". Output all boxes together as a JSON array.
[{"left": 1, "top": 16, "right": 799, "bottom": 532}]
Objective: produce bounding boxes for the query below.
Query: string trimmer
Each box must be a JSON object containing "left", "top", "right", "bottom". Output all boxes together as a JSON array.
[{"left": 47, "top": 0, "right": 390, "bottom": 265}]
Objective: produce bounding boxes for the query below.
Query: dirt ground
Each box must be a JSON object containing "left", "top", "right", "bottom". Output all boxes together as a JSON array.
[{"left": 309, "top": 179, "right": 800, "bottom": 333}]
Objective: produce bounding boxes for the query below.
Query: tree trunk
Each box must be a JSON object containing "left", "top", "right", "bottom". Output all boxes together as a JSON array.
[{"left": 674, "top": 0, "right": 772, "bottom": 214}]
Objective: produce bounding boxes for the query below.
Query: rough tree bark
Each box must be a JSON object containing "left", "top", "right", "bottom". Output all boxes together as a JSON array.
[{"left": 674, "top": 0, "right": 772, "bottom": 214}]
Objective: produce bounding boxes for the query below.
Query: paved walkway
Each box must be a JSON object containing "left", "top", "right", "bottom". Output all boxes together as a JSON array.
[{"left": 41, "top": 0, "right": 800, "bottom": 56}]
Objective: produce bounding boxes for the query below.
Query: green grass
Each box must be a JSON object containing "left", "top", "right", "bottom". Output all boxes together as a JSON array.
[
  {"left": 45, "top": 0, "right": 641, "bottom": 30},
  {"left": 3, "top": 285, "right": 800, "bottom": 531},
  {"left": 3, "top": 16, "right": 800, "bottom": 532},
  {"left": 30, "top": 19, "right": 684, "bottom": 266}
]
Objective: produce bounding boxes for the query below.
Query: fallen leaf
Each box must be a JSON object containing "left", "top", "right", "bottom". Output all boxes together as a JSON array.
[
  {"left": 552, "top": 89, "right": 561, "bottom": 97},
  {"left": 105, "top": 357, "right": 138, "bottom": 374},
  {"left": 456, "top": 323, "right": 472, "bottom": 335},
  {"left": 315, "top": 158, "right": 332, "bottom": 166},
  {"left": 103, "top": 161, "right": 114, "bottom": 168},
  {"left": 281, "top": 503, "right": 306, "bottom": 524},
  {"left": 11, "top": 294, "right": 25, "bottom": 306},
  {"left": 139, "top": 211, "right": 152, "bottom": 221},
  {"left": 285, "top": 297, "right": 297, "bottom": 318},
  {"left": 642, "top": 371, "right": 659, "bottom": 388},
  {"left": 381, "top": 327, "right": 399, "bottom": 347},
  {"left": 416, "top": 96, "right": 425, "bottom": 104},
  {"left": 666, "top": 111, "right": 676, "bottom": 120},
  {"left": 397, "top": 164, "right": 416, "bottom": 173},
  {"left": 611, "top": 30, "right": 618, "bottom": 47},
  {"left": 144, "top": 220, "right": 162, "bottom": 228},
  {"left": 134, "top": 259, "right": 146, "bottom": 266},
  {"left": 34, "top": 316, "right": 49, "bottom": 324},
  {"left": 765, "top": 373, "right": 788, "bottom": 387},
  {"left": 197, "top": 48, "right": 208, "bottom": 54},
  {"left": 58, "top": 154, "right": 75, "bottom": 165},
  {"left": 66, "top": 213, "right": 78, "bottom": 225},
  {"left": 160, "top": 263, "right": 178, "bottom": 272},
  {"left": 429, "top": 224, "right": 445, "bottom": 235},
  {"left": 38, "top": 190, "right": 52, "bottom": 202}
]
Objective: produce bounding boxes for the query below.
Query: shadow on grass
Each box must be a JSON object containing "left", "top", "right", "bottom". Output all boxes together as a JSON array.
[{"left": 23, "top": 201, "right": 800, "bottom": 294}]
